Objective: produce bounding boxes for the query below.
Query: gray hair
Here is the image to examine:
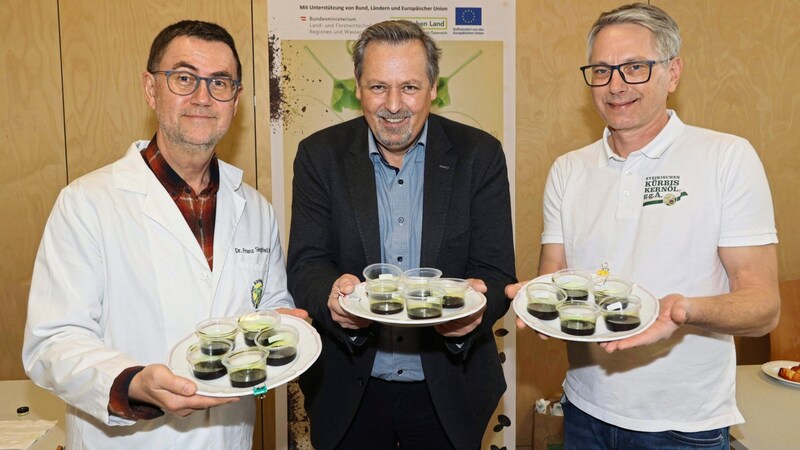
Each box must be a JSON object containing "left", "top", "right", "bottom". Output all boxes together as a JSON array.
[
  {"left": 352, "top": 20, "right": 441, "bottom": 86},
  {"left": 587, "top": 3, "right": 681, "bottom": 63}
]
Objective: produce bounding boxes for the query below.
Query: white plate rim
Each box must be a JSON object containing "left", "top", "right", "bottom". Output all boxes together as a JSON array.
[
  {"left": 512, "top": 273, "right": 660, "bottom": 342},
  {"left": 761, "top": 360, "right": 800, "bottom": 387},
  {"left": 168, "top": 315, "right": 321, "bottom": 397},
  {"left": 339, "top": 282, "right": 486, "bottom": 327}
]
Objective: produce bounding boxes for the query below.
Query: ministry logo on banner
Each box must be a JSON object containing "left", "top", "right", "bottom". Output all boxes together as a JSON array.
[{"left": 456, "top": 7, "right": 482, "bottom": 26}]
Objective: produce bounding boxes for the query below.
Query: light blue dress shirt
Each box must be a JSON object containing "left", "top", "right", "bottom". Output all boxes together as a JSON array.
[{"left": 368, "top": 122, "right": 427, "bottom": 381}]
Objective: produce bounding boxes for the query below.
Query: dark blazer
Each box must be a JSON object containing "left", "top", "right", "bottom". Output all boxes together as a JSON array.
[{"left": 287, "top": 114, "right": 516, "bottom": 450}]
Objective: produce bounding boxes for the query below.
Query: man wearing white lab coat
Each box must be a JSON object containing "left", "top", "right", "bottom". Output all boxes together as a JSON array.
[{"left": 22, "top": 20, "right": 305, "bottom": 449}]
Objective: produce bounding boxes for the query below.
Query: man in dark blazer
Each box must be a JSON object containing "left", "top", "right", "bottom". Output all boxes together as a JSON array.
[{"left": 287, "top": 20, "right": 515, "bottom": 450}]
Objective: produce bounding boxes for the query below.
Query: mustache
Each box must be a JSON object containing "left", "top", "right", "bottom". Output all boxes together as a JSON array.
[
  {"left": 377, "top": 109, "right": 412, "bottom": 120},
  {"left": 182, "top": 111, "right": 217, "bottom": 118}
]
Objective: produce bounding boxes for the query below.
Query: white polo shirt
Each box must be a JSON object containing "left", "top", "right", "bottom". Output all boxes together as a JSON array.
[{"left": 542, "top": 112, "right": 777, "bottom": 432}]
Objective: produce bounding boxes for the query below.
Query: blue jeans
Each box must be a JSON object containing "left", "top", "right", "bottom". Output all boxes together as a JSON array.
[{"left": 562, "top": 396, "right": 729, "bottom": 450}]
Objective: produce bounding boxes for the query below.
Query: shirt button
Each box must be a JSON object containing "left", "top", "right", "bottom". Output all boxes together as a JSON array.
[
  {"left": 397, "top": 256, "right": 403, "bottom": 263},
  {"left": 398, "top": 179, "right": 404, "bottom": 185},
  {"left": 398, "top": 217, "right": 404, "bottom": 224},
  {"left": 184, "top": 187, "right": 192, "bottom": 194},
  {"left": 623, "top": 191, "right": 630, "bottom": 197},
  {"left": 397, "top": 369, "right": 403, "bottom": 375},
  {"left": 625, "top": 171, "right": 632, "bottom": 176}
]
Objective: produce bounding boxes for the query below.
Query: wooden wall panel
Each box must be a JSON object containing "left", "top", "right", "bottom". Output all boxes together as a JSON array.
[
  {"left": 58, "top": 1, "right": 257, "bottom": 184},
  {"left": 255, "top": 0, "right": 272, "bottom": 198},
  {"left": 659, "top": 0, "right": 800, "bottom": 280},
  {"left": 515, "top": 1, "right": 626, "bottom": 446},
  {"left": 0, "top": 0, "right": 66, "bottom": 379},
  {"left": 253, "top": 1, "right": 278, "bottom": 447},
  {"left": 3, "top": 2, "right": 799, "bottom": 448}
]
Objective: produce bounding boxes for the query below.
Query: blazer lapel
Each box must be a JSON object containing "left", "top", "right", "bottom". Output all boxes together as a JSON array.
[
  {"left": 344, "top": 123, "right": 382, "bottom": 265},
  {"left": 421, "top": 117, "right": 456, "bottom": 267}
]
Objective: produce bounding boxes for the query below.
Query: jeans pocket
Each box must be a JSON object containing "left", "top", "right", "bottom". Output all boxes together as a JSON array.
[{"left": 664, "top": 428, "right": 727, "bottom": 448}]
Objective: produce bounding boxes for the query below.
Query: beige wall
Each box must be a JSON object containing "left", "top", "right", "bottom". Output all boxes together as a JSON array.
[
  {"left": 1, "top": 0, "right": 266, "bottom": 381},
  {"left": 2, "top": 0, "right": 799, "bottom": 448},
  {"left": 2, "top": 0, "right": 67, "bottom": 381},
  {"left": 514, "top": 0, "right": 800, "bottom": 446}
]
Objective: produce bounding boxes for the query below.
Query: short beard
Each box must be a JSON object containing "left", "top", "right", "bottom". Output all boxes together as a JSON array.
[
  {"left": 159, "top": 123, "right": 221, "bottom": 155},
  {"left": 375, "top": 109, "right": 413, "bottom": 151}
]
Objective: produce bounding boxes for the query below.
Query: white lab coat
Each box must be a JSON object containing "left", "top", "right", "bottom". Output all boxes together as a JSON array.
[{"left": 22, "top": 141, "right": 294, "bottom": 449}]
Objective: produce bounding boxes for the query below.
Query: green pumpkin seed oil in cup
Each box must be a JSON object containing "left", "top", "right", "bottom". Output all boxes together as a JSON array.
[
  {"left": 551, "top": 269, "right": 593, "bottom": 302},
  {"left": 557, "top": 300, "right": 599, "bottom": 336},
  {"left": 599, "top": 295, "right": 642, "bottom": 332},
  {"left": 222, "top": 348, "right": 268, "bottom": 388},
  {"left": 405, "top": 286, "right": 444, "bottom": 320},
  {"left": 255, "top": 324, "right": 300, "bottom": 366},
  {"left": 591, "top": 275, "right": 634, "bottom": 305},
  {"left": 525, "top": 282, "right": 567, "bottom": 320},
  {"left": 430, "top": 277, "right": 469, "bottom": 309},
  {"left": 195, "top": 318, "right": 238, "bottom": 349},
  {"left": 237, "top": 310, "right": 281, "bottom": 347},
  {"left": 186, "top": 340, "right": 231, "bottom": 381},
  {"left": 365, "top": 278, "right": 404, "bottom": 315}
]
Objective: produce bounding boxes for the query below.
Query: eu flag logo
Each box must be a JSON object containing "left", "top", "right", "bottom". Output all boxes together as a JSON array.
[{"left": 455, "top": 7, "right": 482, "bottom": 26}]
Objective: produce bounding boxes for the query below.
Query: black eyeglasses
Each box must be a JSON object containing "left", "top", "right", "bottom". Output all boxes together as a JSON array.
[
  {"left": 150, "top": 70, "right": 242, "bottom": 102},
  {"left": 579, "top": 58, "right": 672, "bottom": 87}
]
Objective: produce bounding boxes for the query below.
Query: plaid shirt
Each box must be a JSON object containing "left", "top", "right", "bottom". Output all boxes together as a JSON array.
[
  {"left": 142, "top": 136, "right": 219, "bottom": 269},
  {"left": 108, "top": 136, "right": 220, "bottom": 420}
]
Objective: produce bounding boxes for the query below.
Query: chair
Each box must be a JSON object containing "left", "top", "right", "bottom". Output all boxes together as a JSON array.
[
  {"left": 769, "top": 278, "right": 800, "bottom": 361},
  {"left": 735, "top": 335, "right": 770, "bottom": 365}
]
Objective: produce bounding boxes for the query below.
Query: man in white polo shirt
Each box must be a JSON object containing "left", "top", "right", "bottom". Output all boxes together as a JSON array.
[{"left": 507, "top": 3, "right": 779, "bottom": 449}]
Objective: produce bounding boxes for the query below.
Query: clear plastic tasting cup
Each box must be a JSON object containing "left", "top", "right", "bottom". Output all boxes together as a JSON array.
[
  {"left": 404, "top": 286, "right": 444, "bottom": 320},
  {"left": 186, "top": 340, "right": 228, "bottom": 380},
  {"left": 551, "top": 269, "right": 593, "bottom": 302},
  {"left": 255, "top": 324, "right": 300, "bottom": 366},
  {"left": 363, "top": 263, "right": 403, "bottom": 281},
  {"left": 525, "top": 282, "right": 567, "bottom": 321},
  {"left": 195, "top": 317, "right": 238, "bottom": 348},
  {"left": 401, "top": 267, "right": 443, "bottom": 291},
  {"left": 599, "top": 294, "right": 642, "bottom": 332},
  {"left": 591, "top": 275, "right": 634, "bottom": 305},
  {"left": 186, "top": 339, "right": 232, "bottom": 381},
  {"left": 237, "top": 310, "right": 282, "bottom": 347},
  {"left": 430, "top": 277, "right": 470, "bottom": 309},
  {"left": 365, "top": 278, "right": 404, "bottom": 315},
  {"left": 221, "top": 348, "right": 268, "bottom": 388},
  {"left": 557, "top": 300, "right": 599, "bottom": 336}
]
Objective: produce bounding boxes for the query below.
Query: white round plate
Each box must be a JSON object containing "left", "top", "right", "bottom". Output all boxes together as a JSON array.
[
  {"left": 168, "top": 315, "right": 321, "bottom": 397},
  {"left": 761, "top": 360, "right": 800, "bottom": 387},
  {"left": 339, "top": 282, "right": 486, "bottom": 327},
  {"left": 513, "top": 273, "right": 660, "bottom": 342}
]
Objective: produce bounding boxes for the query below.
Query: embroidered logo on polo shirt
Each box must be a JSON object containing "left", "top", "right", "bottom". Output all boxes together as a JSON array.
[{"left": 642, "top": 175, "right": 688, "bottom": 207}]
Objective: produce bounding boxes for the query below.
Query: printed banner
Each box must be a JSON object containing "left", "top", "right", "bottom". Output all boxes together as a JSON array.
[{"left": 267, "top": 1, "right": 516, "bottom": 448}]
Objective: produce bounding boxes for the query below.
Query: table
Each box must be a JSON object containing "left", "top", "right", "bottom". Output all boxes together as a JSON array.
[
  {"left": 0, "top": 380, "right": 65, "bottom": 450},
  {"left": 730, "top": 364, "right": 800, "bottom": 449}
]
